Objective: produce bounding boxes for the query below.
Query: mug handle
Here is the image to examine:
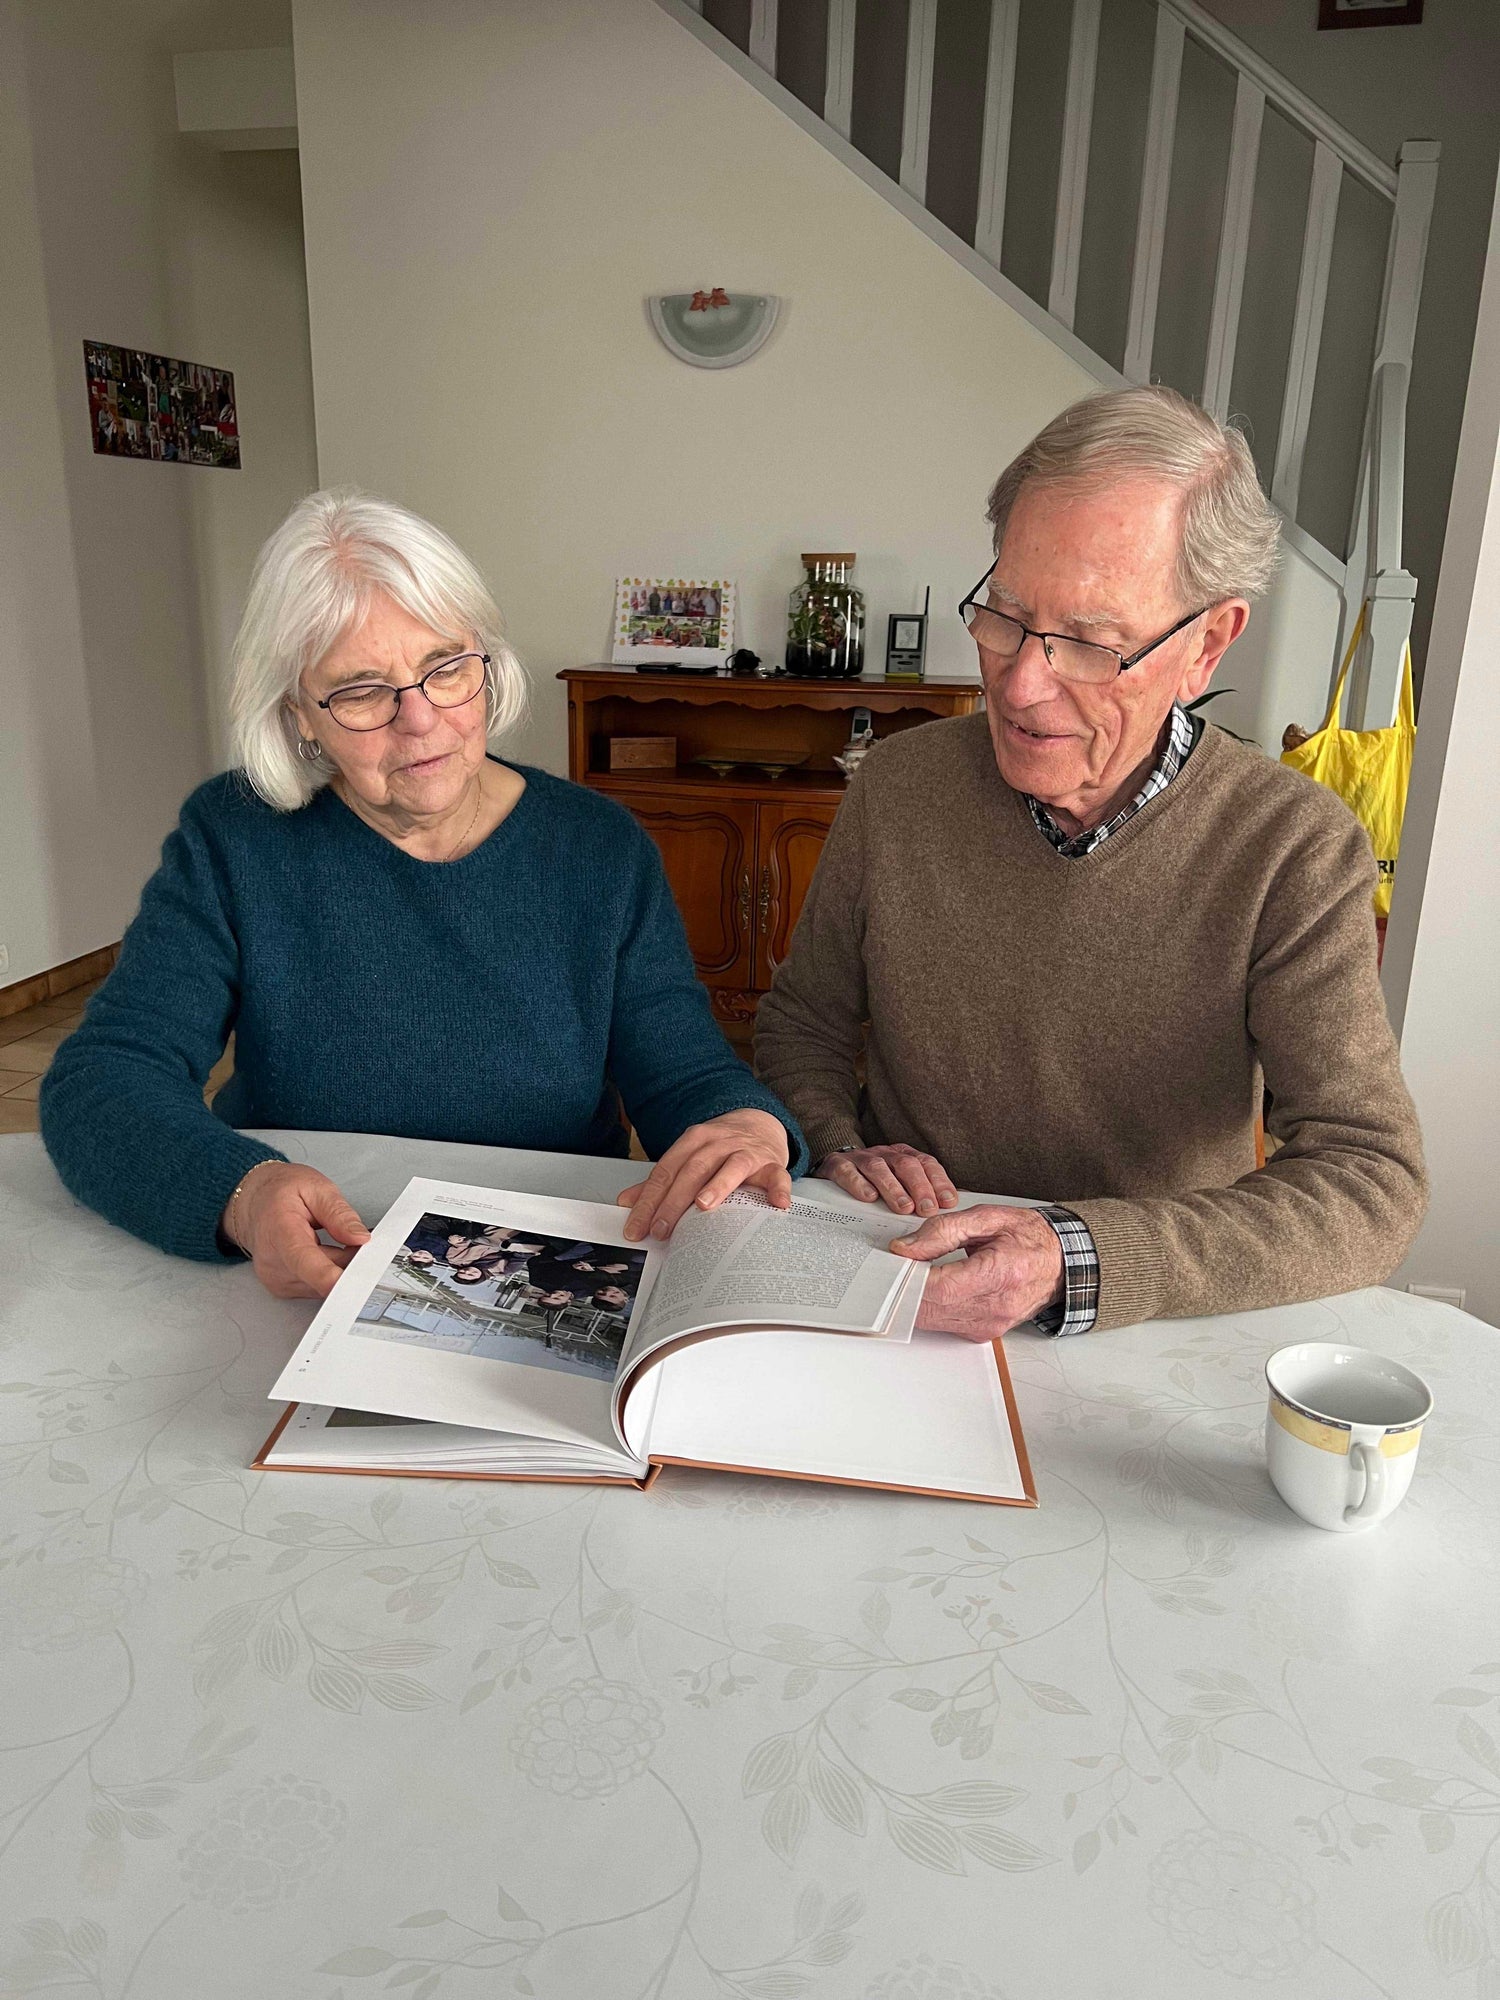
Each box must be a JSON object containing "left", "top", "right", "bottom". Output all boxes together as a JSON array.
[{"left": 1345, "top": 1441, "right": 1387, "bottom": 1524}]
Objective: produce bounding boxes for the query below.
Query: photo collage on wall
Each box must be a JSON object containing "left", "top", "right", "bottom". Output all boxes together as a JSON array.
[{"left": 84, "top": 340, "right": 240, "bottom": 467}]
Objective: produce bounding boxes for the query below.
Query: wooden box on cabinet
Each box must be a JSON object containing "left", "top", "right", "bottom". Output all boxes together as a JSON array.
[
  {"left": 560, "top": 666, "right": 982, "bottom": 1026},
  {"left": 606, "top": 734, "right": 676, "bottom": 770}
]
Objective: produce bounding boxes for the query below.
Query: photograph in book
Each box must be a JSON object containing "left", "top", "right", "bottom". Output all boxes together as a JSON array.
[{"left": 353, "top": 1212, "right": 649, "bottom": 1382}]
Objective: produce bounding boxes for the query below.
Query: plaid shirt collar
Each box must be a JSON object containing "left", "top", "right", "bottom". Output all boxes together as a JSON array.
[{"left": 1025, "top": 702, "right": 1196, "bottom": 859}]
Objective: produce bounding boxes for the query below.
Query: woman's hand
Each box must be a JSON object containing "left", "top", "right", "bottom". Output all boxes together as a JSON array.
[
  {"left": 618, "top": 1109, "right": 792, "bottom": 1241},
  {"left": 892, "top": 1205, "right": 1064, "bottom": 1340},
  {"left": 817, "top": 1143, "right": 958, "bottom": 1218},
  {"left": 222, "top": 1162, "right": 371, "bottom": 1299}
]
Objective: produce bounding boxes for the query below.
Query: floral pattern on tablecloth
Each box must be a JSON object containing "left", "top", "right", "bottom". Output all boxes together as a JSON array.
[{"left": 1, "top": 1131, "right": 1497, "bottom": 2000}]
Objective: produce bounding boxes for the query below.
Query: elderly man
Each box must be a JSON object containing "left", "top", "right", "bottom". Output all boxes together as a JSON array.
[{"left": 754, "top": 386, "right": 1426, "bottom": 1340}]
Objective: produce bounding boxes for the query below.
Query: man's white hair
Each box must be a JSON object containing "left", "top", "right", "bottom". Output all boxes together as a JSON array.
[
  {"left": 229, "top": 489, "right": 529, "bottom": 811},
  {"left": 986, "top": 385, "right": 1281, "bottom": 605}
]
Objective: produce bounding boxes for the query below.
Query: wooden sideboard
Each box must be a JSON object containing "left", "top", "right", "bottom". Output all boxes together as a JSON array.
[{"left": 560, "top": 666, "right": 983, "bottom": 1029}]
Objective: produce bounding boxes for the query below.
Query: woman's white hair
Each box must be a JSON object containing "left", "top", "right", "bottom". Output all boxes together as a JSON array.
[
  {"left": 229, "top": 489, "right": 529, "bottom": 810},
  {"left": 986, "top": 385, "right": 1281, "bottom": 605}
]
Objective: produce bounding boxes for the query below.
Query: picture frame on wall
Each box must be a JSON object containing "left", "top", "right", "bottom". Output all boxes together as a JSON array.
[
  {"left": 84, "top": 340, "right": 240, "bottom": 466},
  {"left": 1317, "top": 0, "right": 1423, "bottom": 28},
  {"left": 612, "top": 577, "right": 736, "bottom": 668}
]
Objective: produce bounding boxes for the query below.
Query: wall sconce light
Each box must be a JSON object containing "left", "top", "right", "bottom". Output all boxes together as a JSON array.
[{"left": 648, "top": 290, "right": 780, "bottom": 368}]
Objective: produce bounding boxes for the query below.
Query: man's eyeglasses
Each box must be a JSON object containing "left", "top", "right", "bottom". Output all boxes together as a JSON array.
[
  {"left": 959, "top": 567, "right": 1205, "bottom": 686},
  {"left": 316, "top": 652, "right": 490, "bottom": 731}
]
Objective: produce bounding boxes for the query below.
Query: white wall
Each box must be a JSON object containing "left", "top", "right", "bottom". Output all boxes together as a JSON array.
[
  {"left": 171, "top": 146, "right": 319, "bottom": 757},
  {"left": 1223, "top": 536, "right": 1343, "bottom": 754},
  {"left": 291, "top": 0, "right": 1095, "bottom": 777},
  {"left": 0, "top": 0, "right": 102, "bottom": 984},
  {"left": 1383, "top": 159, "right": 1500, "bottom": 1328},
  {"left": 0, "top": 1, "right": 317, "bottom": 987}
]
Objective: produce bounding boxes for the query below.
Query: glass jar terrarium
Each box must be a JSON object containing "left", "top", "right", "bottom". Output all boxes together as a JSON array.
[{"left": 786, "top": 552, "right": 865, "bottom": 679}]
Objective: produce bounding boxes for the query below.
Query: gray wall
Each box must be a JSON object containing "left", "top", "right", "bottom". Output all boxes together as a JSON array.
[{"left": 0, "top": 0, "right": 317, "bottom": 985}]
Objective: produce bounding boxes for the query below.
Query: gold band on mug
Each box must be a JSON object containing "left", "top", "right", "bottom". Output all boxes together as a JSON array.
[{"left": 1270, "top": 1394, "right": 1422, "bottom": 1459}]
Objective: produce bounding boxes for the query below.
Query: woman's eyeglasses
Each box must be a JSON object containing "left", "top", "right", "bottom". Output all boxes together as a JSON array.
[{"left": 316, "top": 652, "right": 490, "bottom": 731}]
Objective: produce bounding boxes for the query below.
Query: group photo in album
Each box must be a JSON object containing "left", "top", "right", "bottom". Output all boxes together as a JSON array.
[{"left": 354, "top": 1211, "right": 648, "bottom": 1382}]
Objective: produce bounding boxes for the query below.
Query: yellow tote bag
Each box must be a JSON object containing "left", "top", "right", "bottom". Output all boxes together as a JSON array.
[{"left": 1281, "top": 606, "right": 1415, "bottom": 918}]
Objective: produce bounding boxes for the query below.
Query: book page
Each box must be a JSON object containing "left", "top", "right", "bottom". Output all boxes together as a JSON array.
[
  {"left": 619, "top": 1189, "right": 915, "bottom": 1374},
  {"left": 611, "top": 1189, "right": 921, "bottom": 1448},
  {"left": 268, "top": 1177, "right": 662, "bottom": 1464},
  {"left": 261, "top": 1404, "right": 643, "bottom": 1479},
  {"left": 638, "top": 1328, "right": 1030, "bottom": 1503}
]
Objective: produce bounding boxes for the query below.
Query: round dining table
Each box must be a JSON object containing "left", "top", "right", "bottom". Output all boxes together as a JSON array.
[{"left": 0, "top": 1129, "right": 1495, "bottom": 2000}]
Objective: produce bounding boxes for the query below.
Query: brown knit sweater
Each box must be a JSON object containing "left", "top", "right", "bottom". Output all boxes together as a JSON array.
[{"left": 754, "top": 713, "right": 1427, "bottom": 1331}]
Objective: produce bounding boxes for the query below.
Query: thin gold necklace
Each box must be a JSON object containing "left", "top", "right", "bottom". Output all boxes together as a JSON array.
[{"left": 444, "top": 779, "right": 483, "bottom": 862}]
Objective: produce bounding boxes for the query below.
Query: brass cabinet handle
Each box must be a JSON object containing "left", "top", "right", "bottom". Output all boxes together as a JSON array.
[
  {"left": 737, "top": 871, "right": 751, "bottom": 928},
  {"left": 757, "top": 865, "right": 772, "bottom": 933}
]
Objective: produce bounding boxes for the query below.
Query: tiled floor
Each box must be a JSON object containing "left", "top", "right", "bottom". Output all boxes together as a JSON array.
[
  {"left": 0, "top": 983, "right": 234, "bottom": 1136},
  {"left": 0, "top": 990, "right": 93, "bottom": 1134}
]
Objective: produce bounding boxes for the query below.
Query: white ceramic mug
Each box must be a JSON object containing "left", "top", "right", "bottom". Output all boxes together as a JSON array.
[{"left": 1264, "top": 1342, "right": 1431, "bottom": 1533}]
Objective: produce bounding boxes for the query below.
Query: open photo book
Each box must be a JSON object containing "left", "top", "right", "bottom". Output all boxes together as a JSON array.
[{"left": 258, "top": 1175, "right": 1035, "bottom": 1506}]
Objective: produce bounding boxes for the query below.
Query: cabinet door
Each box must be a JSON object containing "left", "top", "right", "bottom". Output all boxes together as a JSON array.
[
  {"left": 753, "top": 800, "right": 838, "bottom": 989},
  {"left": 625, "top": 798, "right": 756, "bottom": 994}
]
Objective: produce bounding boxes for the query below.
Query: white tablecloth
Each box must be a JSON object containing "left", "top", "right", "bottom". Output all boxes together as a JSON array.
[{"left": 0, "top": 1130, "right": 1495, "bottom": 2000}]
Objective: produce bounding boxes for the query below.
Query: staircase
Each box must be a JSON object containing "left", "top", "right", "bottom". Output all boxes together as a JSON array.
[{"left": 666, "top": 0, "right": 1437, "bottom": 729}]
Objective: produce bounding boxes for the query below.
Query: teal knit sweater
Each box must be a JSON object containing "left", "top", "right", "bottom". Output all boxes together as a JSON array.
[{"left": 40, "top": 762, "right": 805, "bottom": 1262}]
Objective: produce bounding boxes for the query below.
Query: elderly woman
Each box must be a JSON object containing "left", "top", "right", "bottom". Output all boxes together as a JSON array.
[{"left": 41, "top": 491, "right": 804, "bottom": 1298}]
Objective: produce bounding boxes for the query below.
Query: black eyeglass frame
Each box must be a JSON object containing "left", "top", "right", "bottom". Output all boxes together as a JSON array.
[
  {"left": 958, "top": 566, "right": 1207, "bottom": 681},
  {"left": 315, "top": 651, "right": 492, "bottom": 731}
]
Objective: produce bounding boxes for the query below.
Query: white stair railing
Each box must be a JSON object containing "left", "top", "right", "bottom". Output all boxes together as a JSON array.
[
  {"left": 1341, "top": 139, "right": 1441, "bottom": 724},
  {"left": 825, "top": 0, "right": 856, "bottom": 142},
  {"left": 1271, "top": 138, "right": 1344, "bottom": 525},
  {"left": 898, "top": 0, "right": 939, "bottom": 205},
  {"left": 973, "top": 0, "right": 1020, "bottom": 272},
  {"left": 671, "top": 0, "right": 1437, "bottom": 726},
  {"left": 1122, "top": 5, "right": 1185, "bottom": 387},
  {"left": 748, "top": 0, "right": 776, "bottom": 75},
  {"left": 1201, "top": 71, "right": 1264, "bottom": 425},
  {"left": 1047, "top": 0, "right": 1100, "bottom": 332}
]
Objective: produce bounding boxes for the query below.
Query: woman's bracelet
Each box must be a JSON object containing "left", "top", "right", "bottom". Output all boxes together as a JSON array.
[{"left": 224, "top": 1160, "right": 279, "bottom": 1252}]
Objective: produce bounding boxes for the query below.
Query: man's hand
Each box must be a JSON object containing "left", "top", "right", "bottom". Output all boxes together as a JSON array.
[
  {"left": 816, "top": 1143, "right": 958, "bottom": 1218},
  {"left": 892, "top": 1205, "right": 1064, "bottom": 1341},
  {"left": 618, "top": 1108, "right": 792, "bottom": 1241},
  {"left": 222, "top": 1163, "right": 371, "bottom": 1299}
]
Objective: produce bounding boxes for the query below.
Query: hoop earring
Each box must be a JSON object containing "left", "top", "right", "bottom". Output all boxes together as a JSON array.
[{"left": 296, "top": 736, "right": 324, "bottom": 762}]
